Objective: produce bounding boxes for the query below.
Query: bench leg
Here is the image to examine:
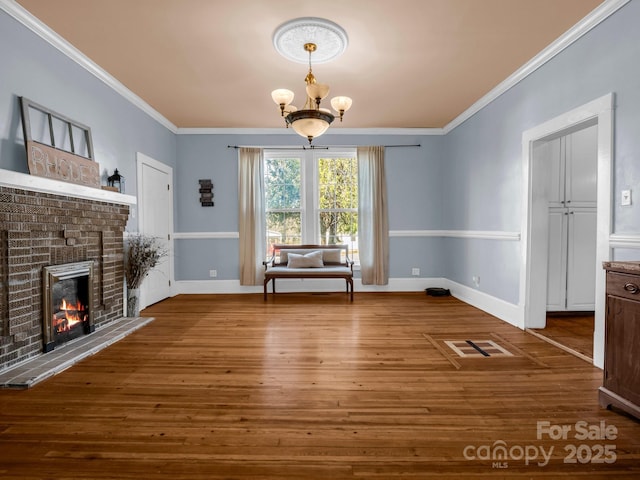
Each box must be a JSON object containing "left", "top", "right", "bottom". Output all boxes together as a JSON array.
[
  {"left": 263, "top": 278, "right": 278, "bottom": 300},
  {"left": 347, "top": 278, "right": 354, "bottom": 301}
]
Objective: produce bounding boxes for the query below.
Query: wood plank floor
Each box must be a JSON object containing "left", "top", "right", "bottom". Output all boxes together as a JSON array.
[
  {"left": 0, "top": 293, "right": 638, "bottom": 479},
  {"left": 532, "top": 314, "right": 595, "bottom": 360}
]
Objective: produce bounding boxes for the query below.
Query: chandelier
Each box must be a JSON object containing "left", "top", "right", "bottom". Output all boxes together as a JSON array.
[{"left": 271, "top": 18, "right": 352, "bottom": 145}]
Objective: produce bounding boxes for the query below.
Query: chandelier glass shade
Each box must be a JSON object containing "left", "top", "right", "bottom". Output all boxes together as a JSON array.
[{"left": 271, "top": 35, "right": 352, "bottom": 144}]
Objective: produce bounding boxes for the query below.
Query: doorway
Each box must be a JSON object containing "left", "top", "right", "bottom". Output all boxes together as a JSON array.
[
  {"left": 519, "top": 93, "right": 613, "bottom": 368},
  {"left": 136, "top": 152, "right": 173, "bottom": 309},
  {"left": 528, "top": 124, "right": 598, "bottom": 361}
]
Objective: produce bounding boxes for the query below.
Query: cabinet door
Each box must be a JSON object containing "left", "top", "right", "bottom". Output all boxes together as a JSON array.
[
  {"left": 566, "top": 124, "right": 598, "bottom": 207},
  {"left": 604, "top": 295, "right": 640, "bottom": 407},
  {"left": 546, "top": 209, "right": 568, "bottom": 310},
  {"left": 566, "top": 208, "right": 597, "bottom": 310},
  {"left": 542, "top": 137, "right": 565, "bottom": 208}
]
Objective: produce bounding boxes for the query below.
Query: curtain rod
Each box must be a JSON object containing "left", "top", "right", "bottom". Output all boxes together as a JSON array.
[{"left": 227, "top": 144, "right": 421, "bottom": 150}]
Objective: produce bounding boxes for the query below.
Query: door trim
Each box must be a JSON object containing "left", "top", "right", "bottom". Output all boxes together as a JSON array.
[
  {"left": 519, "top": 93, "right": 613, "bottom": 369},
  {"left": 136, "top": 152, "right": 175, "bottom": 302}
]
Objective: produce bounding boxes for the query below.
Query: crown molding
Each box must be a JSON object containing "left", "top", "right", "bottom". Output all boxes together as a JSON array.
[
  {"left": 0, "top": 0, "right": 178, "bottom": 134},
  {"left": 443, "top": 0, "right": 630, "bottom": 134},
  {"left": 176, "top": 127, "right": 444, "bottom": 136}
]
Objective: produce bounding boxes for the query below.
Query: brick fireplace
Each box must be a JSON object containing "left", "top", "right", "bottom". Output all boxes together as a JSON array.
[{"left": 0, "top": 170, "right": 133, "bottom": 371}]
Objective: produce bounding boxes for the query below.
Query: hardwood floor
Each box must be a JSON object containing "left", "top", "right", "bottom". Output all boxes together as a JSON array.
[
  {"left": 0, "top": 293, "right": 638, "bottom": 479},
  {"left": 530, "top": 313, "right": 595, "bottom": 361}
]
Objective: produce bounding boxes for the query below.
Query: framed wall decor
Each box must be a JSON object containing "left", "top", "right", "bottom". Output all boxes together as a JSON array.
[{"left": 19, "top": 96, "right": 100, "bottom": 188}]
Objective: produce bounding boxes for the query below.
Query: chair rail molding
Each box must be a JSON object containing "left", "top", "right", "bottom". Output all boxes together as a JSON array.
[
  {"left": 609, "top": 233, "right": 640, "bottom": 249},
  {"left": 389, "top": 230, "right": 520, "bottom": 241},
  {"left": 174, "top": 230, "right": 520, "bottom": 241},
  {"left": 173, "top": 232, "right": 240, "bottom": 239}
]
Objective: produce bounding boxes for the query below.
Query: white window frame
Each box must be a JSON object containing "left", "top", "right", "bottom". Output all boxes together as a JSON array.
[{"left": 264, "top": 148, "right": 357, "bottom": 246}]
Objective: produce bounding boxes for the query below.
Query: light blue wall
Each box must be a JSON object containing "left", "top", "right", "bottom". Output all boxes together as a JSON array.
[
  {"left": 174, "top": 132, "right": 446, "bottom": 280},
  {"left": 2, "top": 2, "right": 638, "bottom": 295},
  {"left": 441, "top": 0, "right": 640, "bottom": 304},
  {"left": 0, "top": 9, "right": 177, "bottom": 218}
]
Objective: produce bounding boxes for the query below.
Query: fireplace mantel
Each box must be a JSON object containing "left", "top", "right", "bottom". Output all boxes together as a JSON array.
[{"left": 0, "top": 168, "right": 136, "bottom": 205}]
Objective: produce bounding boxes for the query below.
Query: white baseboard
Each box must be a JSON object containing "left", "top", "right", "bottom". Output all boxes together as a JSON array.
[
  {"left": 174, "top": 277, "right": 450, "bottom": 295},
  {"left": 174, "top": 280, "right": 261, "bottom": 295},
  {"left": 442, "top": 279, "right": 522, "bottom": 329}
]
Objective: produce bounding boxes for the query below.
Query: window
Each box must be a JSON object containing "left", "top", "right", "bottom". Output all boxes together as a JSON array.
[{"left": 264, "top": 149, "right": 358, "bottom": 262}]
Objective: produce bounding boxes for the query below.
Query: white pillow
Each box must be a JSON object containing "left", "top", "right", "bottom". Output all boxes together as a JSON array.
[
  {"left": 287, "top": 250, "right": 324, "bottom": 268},
  {"left": 323, "top": 249, "right": 342, "bottom": 263}
]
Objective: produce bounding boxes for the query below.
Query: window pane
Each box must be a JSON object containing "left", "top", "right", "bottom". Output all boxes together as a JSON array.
[
  {"left": 317, "top": 155, "right": 358, "bottom": 262},
  {"left": 51, "top": 116, "right": 72, "bottom": 152},
  {"left": 319, "top": 212, "right": 358, "bottom": 242},
  {"left": 318, "top": 211, "right": 358, "bottom": 263},
  {"left": 28, "top": 106, "right": 50, "bottom": 145},
  {"left": 71, "top": 125, "right": 89, "bottom": 157},
  {"left": 266, "top": 212, "right": 301, "bottom": 255},
  {"left": 319, "top": 183, "right": 336, "bottom": 209},
  {"left": 265, "top": 157, "right": 301, "bottom": 209},
  {"left": 318, "top": 157, "right": 358, "bottom": 210}
]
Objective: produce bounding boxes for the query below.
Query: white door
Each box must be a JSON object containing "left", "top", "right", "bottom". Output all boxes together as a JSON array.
[
  {"left": 546, "top": 209, "right": 568, "bottom": 310},
  {"left": 566, "top": 208, "right": 597, "bottom": 310},
  {"left": 137, "top": 153, "right": 173, "bottom": 308},
  {"left": 566, "top": 125, "right": 598, "bottom": 206},
  {"left": 545, "top": 124, "right": 597, "bottom": 311}
]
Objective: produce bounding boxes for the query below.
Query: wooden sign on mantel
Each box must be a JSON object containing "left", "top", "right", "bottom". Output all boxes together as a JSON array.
[
  {"left": 25, "top": 141, "right": 100, "bottom": 188},
  {"left": 19, "top": 97, "right": 101, "bottom": 188}
]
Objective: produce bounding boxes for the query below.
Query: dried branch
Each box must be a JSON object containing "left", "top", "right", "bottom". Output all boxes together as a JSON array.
[{"left": 124, "top": 234, "right": 168, "bottom": 289}]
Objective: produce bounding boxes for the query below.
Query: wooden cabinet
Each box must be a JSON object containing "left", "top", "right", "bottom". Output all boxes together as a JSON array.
[{"left": 600, "top": 262, "right": 640, "bottom": 419}]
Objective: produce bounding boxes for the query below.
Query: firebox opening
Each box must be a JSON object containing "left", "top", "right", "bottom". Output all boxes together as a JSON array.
[{"left": 43, "top": 261, "right": 95, "bottom": 353}]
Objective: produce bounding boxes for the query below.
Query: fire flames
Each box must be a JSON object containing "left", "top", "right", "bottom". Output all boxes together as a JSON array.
[{"left": 52, "top": 298, "right": 88, "bottom": 333}]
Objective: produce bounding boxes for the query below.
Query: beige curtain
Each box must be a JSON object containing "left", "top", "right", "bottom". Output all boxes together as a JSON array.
[
  {"left": 238, "top": 148, "right": 265, "bottom": 285},
  {"left": 357, "top": 146, "right": 389, "bottom": 285}
]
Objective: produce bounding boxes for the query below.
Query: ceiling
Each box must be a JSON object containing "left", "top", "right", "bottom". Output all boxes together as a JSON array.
[{"left": 16, "top": 0, "right": 604, "bottom": 130}]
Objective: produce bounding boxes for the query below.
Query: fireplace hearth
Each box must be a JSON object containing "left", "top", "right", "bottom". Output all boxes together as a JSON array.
[{"left": 43, "top": 261, "right": 95, "bottom": 352}]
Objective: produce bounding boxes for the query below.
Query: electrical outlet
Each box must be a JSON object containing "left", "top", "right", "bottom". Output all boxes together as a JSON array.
[
  {"left": 411, "top": 268, "right": 420, "bottom": 276},
  {"left": 209, "top": 269, "right": 217, "bottom": 278},
  {"left": 472, "top": 276, "right": 480, "bottom": 287}
]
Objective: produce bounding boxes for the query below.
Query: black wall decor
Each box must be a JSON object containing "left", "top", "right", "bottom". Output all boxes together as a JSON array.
[{"left": 199, "top": 179, "right": 214, "bottom": 206}]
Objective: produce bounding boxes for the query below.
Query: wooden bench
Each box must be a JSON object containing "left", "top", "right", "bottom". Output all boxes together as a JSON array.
[{"left": 263, "top": 244, "right": 354, "bottom": 301}]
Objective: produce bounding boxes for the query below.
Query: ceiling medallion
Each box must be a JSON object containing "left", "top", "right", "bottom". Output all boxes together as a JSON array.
[
  {"left": 273, "top": 17, "right": 348, "bottom": 64},
  {"left": 271, "top": 18, "right": 352, "bottom": 144}
]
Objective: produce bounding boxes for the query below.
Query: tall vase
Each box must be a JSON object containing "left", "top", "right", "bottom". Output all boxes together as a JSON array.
[{"left": 127, "top": 287, "right": 140, "bottom": 317}]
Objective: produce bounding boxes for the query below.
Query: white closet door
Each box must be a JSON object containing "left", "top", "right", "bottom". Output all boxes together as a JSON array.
[
  {"left": 566, "top": 208, "right": 597, "bottom": 310},
  {"left": 546, "top": 209, "right": 568, "bottom": 311},
  {"left": 566, "top": 124, "right": 598, "bottom": 207},
  {"left": 545, "top": 137, "right": 565, "bottom": 208}
]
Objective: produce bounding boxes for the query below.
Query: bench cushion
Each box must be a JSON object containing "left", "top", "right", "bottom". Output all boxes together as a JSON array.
[{"left": 266, "top": 266, "right": 353, "bottom": 277}]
